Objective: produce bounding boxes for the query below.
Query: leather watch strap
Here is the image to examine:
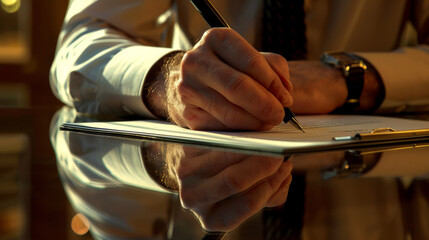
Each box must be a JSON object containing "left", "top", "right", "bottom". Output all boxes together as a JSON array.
[
  {"left": 335, "top": 63, "right": 366, "bottom": 113},
  {"left": 321, "top": 52, "right": 367, "bottom": 114}
]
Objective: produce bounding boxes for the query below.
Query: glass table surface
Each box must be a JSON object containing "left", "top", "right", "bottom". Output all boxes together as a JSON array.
[{"left": 2, "top": 105, "right": 429, "bottom": 240}]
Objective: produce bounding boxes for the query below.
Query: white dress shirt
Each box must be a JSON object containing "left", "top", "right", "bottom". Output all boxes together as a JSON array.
[{"left": 50, "top": 0, "right": 429, "bottom": 118}]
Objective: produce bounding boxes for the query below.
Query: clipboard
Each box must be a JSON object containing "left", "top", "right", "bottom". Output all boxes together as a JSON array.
[{"left": 60, "top": 115, "right": 429, "bottom": 154}]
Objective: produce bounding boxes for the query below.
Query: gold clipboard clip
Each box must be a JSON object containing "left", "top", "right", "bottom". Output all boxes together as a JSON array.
[
  {"left": 334, "top": 128, "right": 429, "bottom": 141},
  {"left": 370, "top": 127, "right": 396, "bottom": 134}
]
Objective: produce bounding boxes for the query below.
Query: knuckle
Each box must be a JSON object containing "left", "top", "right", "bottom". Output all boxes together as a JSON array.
[
  {"left": 259, "top": 157, "right": 282, "bottom": 174},
  {"left": 182, "top": 50, "right": 217, "bottom": 77},
  {"left": 181, "top": 108, "right": 207, "bottom": 130},
  {"left": 242, "top": 195, "right": 263, "bottom": 213},
  {"left": 224, "top": 73, "right": 248, "bottom": 95},
  {"left": 181, "top": 106, "right": 199, "bottom": 122},
  {"left": 270, "top": 53, "right": 287, "bottom": 65},
  {"left": 258, "top": 100, "right": 278, "bottom": 117},
  {"left": 221, "top": 108, "right": 240, "bottom": 126},
  {"left": 181, "top": 51, "right": 199, "bottom": 71},
  {"left": 203, "top": 28, "right": 229, "bottom": 44},
  {"left": 197, "top": 57, "right": 215, "bottom": 73},
  {"left": 265, "top": 76, "right": 278, "bottom": 92},
  {"left": 176, "top": 80, "right": 197, "bottom": 103},
  {"left": 243, "top": 53, "right": 264, "bottom": 72},
  {"left": 265, "top": 176, "right": 278, "bottom": 192},
  {"left": 223, "top": 172, "right": 247, "bottom": 193}
]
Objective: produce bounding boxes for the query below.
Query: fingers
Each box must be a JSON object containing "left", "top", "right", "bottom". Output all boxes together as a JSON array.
[
  {"left": 262, "top": 52, "right": 294, "bottom": 94},
  {"left": 168, "top": 102, "right": 228, "bottom": 130},
  {"left": 171, "top": 71, "right": 274, "bottom": 130},
  {"left": 174, "top": 149, "right": 249, "bottom": 180},
  {"left": 265, "top": 173, "right": 292, "bottom": 207},
  {"left": 192, "top": 159, "right": 293, "bottom": 232},
  {"left": 179, "top": 155, "right": 284, "bottom": 209},
  {"left": 174, "top": 147, "right": 293, "bottom": 232},
  {"left": 179, "top": 49, "right": 283, "bottom": 129},
  {"left": 195, "top": 57, "right": 284, "bottom": 127},
  {"left": 199, "top": 29, "right": 292, "bottom": 107},
  {"left": 168, "top": 28, "right": 293, "bottom": 130}
]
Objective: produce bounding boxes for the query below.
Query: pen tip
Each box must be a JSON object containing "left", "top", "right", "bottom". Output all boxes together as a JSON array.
[
  {"left": 289, "top": 117, "right": 305, "bottom": 133},
  {"left": 296, "top": 124, "right": 305, "bottom": 133}
]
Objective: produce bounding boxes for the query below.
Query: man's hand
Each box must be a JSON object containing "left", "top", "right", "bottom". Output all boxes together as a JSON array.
[
  {"left": 145, "top": 28, "right": 293, "bottom": 130},
  {"left": 144, "top": 29, "right": 384, "bottom": 130}
]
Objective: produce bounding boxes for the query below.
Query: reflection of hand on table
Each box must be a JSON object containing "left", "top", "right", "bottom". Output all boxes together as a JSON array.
[{"left": 161, "top": 144, "right": 293, "bottom": 232}]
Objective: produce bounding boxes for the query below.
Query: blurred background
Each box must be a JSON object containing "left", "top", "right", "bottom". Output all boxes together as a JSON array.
[
  {"left": 0, "top": 0, "right": 66, "bottom": 108},
  {"left": 0, "top": 1, "right": 93, "bottom": 240}
]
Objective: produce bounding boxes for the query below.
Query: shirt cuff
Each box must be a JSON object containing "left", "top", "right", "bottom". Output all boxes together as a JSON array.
[
  {"left": 356, "top": 46, "right": 429, "bottom": 113},
  {"left": 103, "top": 46, "right": 178, "bottom": 118}
]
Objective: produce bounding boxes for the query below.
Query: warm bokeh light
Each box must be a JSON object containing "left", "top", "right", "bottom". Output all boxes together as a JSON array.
[
  {"left": 1, "top": 0, "right": 20, "bottom": 13},
  {"left": 0, "top": 206, "right": 24, "bottom": 235},
  {"left": 71, "top": 213, "right": 90, "bottom": 235},
  {"left": 2, "top": 0, "right": 17, "bottom": 5}
]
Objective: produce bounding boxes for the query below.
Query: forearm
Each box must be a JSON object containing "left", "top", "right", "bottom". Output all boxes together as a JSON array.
[
  {"left": 51, "top": 24, "right": 174, "bottom": 117},
  {"left": 50, "top": 0, "right": 178, "bottom": 117}
]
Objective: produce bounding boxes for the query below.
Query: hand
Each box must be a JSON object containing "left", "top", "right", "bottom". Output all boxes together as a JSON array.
[
  {"left": 146, "top": 28, "right": 293, "bottom": 130},
  {"left": 163, "top": 144, "right": 293, "bottom": 232},
  {"left": 288, "top": 60, "right": 348, "bottom": 114}
]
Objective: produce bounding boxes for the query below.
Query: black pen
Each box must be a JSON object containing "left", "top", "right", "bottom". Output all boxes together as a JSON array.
[{"left": 190, "top": 0, "right": 305, "bottom": 133}]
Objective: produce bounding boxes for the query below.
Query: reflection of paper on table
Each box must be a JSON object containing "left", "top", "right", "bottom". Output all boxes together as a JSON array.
[{"left": 61, "top": 115, "right": 429, "bottom": 154}]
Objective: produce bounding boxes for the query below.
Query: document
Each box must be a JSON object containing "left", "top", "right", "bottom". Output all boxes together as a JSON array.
[{"left": 61, "top": 115, "right": 429, "bottom": 154}]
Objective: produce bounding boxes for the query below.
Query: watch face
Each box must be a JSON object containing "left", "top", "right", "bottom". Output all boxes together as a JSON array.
[
  {"left": 321, "top": 53, "right": 337, "bottom": 65},
  {"left": 322, "top": 52, "right": 365, "bottom": 68},
  {"left": 333, "top": 53, "right": 352, "bottom": 61}
]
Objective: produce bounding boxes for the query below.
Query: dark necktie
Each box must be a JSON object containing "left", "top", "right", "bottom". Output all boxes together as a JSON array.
[
  {"left": 262, "top": 0, "right": 307, "bottom": 60},
  {"left": 262, "top": 175, "right": 306, "bottom": 240}
]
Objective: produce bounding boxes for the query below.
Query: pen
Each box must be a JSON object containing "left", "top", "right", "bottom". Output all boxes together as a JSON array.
[{"left": 190, "top": 0, "right": 305, "bottom": 133}]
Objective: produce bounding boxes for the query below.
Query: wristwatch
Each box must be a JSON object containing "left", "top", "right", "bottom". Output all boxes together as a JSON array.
[{"left": 321, "top": 52, "right": 367, "bottom": 113}]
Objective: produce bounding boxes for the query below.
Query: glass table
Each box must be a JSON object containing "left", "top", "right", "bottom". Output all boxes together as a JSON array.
[{"left": 48, "top": 106, "right": 429, "bottom": 240}]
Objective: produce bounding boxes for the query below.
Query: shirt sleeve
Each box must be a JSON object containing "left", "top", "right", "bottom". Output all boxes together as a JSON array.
[
  {"left": 357, "top": 46, "right": 429, "bottom": 113},
  {"left": 50, "top": 0, "right": 177, "bottom": 118},
  {"left": 356, "top": 0, "right": 429, "bottom": 113}
]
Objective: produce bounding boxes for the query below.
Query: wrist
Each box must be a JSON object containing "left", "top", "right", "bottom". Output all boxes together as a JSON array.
[
  {"left": 143, "top": 51, "right": 184, "bottom": 119},
  {"left": 321, "top": 52, "right": 385, "bottom": 114},
  {"left": 355, "top": 57, "right": 385, "bottom": 113}
]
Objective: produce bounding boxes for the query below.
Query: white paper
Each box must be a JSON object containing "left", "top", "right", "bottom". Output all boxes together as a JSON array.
[{"left": 62, "top": 115, "right": 429, "bottom": 153}]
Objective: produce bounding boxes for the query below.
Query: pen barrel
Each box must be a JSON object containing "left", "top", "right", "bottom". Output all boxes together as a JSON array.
[
  {"left": 283, "top": 107, "right": 296, "bottom": 122},
  {"left": 190, "top": 0, "right": 230, "bottom": 28}
]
